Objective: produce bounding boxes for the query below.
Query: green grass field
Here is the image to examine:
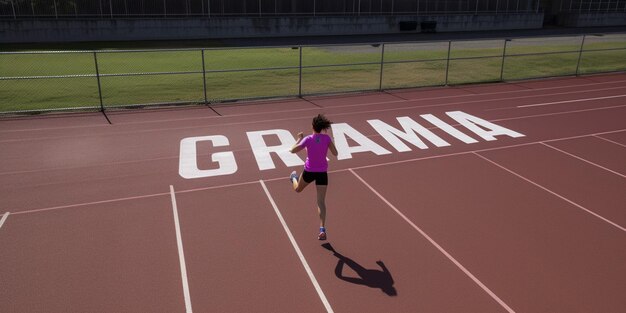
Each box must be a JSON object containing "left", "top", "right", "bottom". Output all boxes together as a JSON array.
[{"left": 1, "top": 39, "right": 625, "bottom": 112}]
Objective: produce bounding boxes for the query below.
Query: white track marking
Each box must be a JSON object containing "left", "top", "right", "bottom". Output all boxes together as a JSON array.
[
  {"left": 2, "top": 100, "right": 624, "bottom": 145},
  {"left": 4, "top": 85, "right": 626, "bottom": 143},
  {"left": 11, "top": 192, "right": 170, "bottom": 215},
  {"left": 169, "top": 185, "right": 193, "bottom": 313},
  {"left": 4, "top": 78, "right": 625, "bottom": 133},
  {"left": 594, "top": 135, "right": 626, "bottom": 148},
  {"left": 331, "top": 85, "right": 626, "bottom": 112},
  {"left": 474, "top": 153, "right": 626, "bottom": 232},
  {"left": 517, "top": 94, "right": 626, "bottom": 108},
  {"left": 350, "top": 128, "right": 626, "bottom": 171},
  {"left": 488, "top": 104, "right": 626, "bottom": 124},
  {"left": 2, "top": 102, "right": 625, "bottom": 177},
  {"left": 11, "top": 128, "right": 626, "bottom": 216},
  {"left": 349, "top": 169, "right": 516, "bottom": 313},
  {"left": 0, "top": 155, "right": 176, "bottom": 176},
  {"left": 0, "top": 212, "right": 9, "bottom": 230},
  {"left": 541, "top": 142, "right": 626, "bottom": 179},
  {"left": 259, "top": 180, "right": 334, "bottom": 313}
]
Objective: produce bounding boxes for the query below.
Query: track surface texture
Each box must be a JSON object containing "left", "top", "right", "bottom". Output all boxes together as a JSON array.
[{"left": 1, "top": 73, "right": 625, "bottom": 313}]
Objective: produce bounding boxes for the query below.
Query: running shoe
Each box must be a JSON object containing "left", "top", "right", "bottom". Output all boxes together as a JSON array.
[
  {"left": 318, "top": 231, "right": 327, "bottom": 240},
  {"left": 290, "top": 171, "right": 298, "bottom": 183}
]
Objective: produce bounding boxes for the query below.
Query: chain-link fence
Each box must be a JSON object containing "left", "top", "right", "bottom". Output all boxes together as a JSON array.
[
  {"left": 1, "top": 33, "right": 625, "bottom": 113},
  {"left": 559, "top": 1, "right": 626, "bottom": 12},
  {"left": 6, "top": 1, "right": 626, "bottom": 19},
  {"left": 1, "top": 0, "right": 545, "bottom": 18}
]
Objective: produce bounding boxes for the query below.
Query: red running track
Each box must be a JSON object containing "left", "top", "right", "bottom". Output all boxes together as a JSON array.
[{"left": 1, "top": 73, "right": 626, "bottom": 312}]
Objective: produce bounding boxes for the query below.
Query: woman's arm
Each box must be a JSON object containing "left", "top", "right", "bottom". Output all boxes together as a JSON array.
[
  {"left": 290, "top": 132, "right": 305, "bottom": 153},
  {"left": 328, "top": 140, "right": 338, "bottom": 157}
]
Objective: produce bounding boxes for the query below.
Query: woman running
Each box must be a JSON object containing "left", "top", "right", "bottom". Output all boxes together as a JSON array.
[{"left": 289, "top": 114, "right": 338, "bottom": 240}]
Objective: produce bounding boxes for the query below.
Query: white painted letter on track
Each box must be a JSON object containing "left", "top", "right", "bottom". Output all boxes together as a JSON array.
[
  {"left": 247, "top": 129, "right": 305, "bottom": 171},
  {"left": 179, "top": 135, "right": 238, "bottom": 179},
  {"left": 420, "top": 114, "right": 479, "bottom": 144},
  {"left": 447, "top": 111, "right": 525, "bottom": 141},
  {"left": 368, "top": 116, "right": 450, "bottom": 152},
  {"left": 331, "top": 123, "right": 391, "bottom": 160}
]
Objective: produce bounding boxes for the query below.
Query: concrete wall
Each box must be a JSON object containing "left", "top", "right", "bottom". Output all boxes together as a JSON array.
[
  {"left": 0, "top": 14, "right": 543, "bottom": 43},
  {"left": 557, "top": 12, "right": 626, "bottom": 27}
]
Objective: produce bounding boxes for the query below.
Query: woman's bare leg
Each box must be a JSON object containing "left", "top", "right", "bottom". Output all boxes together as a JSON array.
[
  {"left": 292, "top": 171, "right": 309, "bottom": 192},
  {"left": 316, "top": 185, "right": 328, "bottom": 228}
]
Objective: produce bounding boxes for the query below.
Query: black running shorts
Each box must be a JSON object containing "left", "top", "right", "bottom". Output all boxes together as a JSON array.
[{"left": 302, "top": 170, "right": 328, "bottom": 186}]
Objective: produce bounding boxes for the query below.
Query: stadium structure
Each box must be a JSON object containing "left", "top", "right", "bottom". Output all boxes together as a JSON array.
[{"left": 1, "top": 1, "right": 625, "bottom": 42}]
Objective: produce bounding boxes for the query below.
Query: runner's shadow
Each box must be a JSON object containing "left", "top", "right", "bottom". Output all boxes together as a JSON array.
[{"left": 322, "top": 243, "right": 397, "bottom": 296}]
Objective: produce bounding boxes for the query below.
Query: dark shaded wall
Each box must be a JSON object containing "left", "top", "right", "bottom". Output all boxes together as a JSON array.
[{"left": 1, "top": 13, "right": 544, "bottom": 43}]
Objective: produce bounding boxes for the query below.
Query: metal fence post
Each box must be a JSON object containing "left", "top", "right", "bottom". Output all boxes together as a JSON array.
[
  {"left": 445, "top": 41, "right": 451, "bottom": 85},
  {"left": 93, "top": 52, "right": 105, "bottom": 111},
  {"left": 379, "top": 43, "right": 385, "bottom": 91},
  {"left": 500, "top": 39, "right": 510, "bottom": 81},
  {"left": 10, "top": 0, "right": 16, "bottom": 19},
  {"left": 536, "top": 0, "right": 540, "bottom": 13},
  {"left": 575, "top": 35, "right": 587, "bottom": 76},
  {"left": 298, "top": 46, "right": 303, "bottom": 97},
  {"left": 201, "top": 49, "right": 208, "bottom": 104}
]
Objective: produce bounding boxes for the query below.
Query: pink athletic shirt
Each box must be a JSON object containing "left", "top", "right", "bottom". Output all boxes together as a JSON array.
[{"left": 300, "top": 133, "right": 331, "bottom": 172}]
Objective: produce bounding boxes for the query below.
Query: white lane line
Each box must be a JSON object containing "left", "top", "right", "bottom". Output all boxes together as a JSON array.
[
  {"left": 352, "top": 128, "right": 626, "bottom": 171},
  {"left": 348, "top": 169, "right": 516, "bottom": 313},
  {"left": 11, "top": 128, "right": 626, "bottom": 217},
  {"left": 259, "top": 180, "right": 334, "bottom": 313},
  {"left": 169, "top": 185, "right": 193, "bottom": 313},
  {"left": 516, "top": 94, "right": 626, "bottom": 108},
  {"left": 11, "top": 192, "right": 170, "bottom": 215},
  {"left": 6, "top": 78, "right": 624, "bottom": 132},
  {"left": 489, "top": 104, "right": 626, "bottom": 124},
  {"left": 474, "top": 153, "right": 626, "bottom": 232},
  {"left": 0, "top": 212, "right": 9, "bottom": 230},
  {"left": 594, "top": 135, "right": 626, "bottom": 149},
  {"left": 541, "top": 142, "right": 626, "bottom": 179},
  {"left": 5, "top": 85, "right": 626, "bottom": 144},
  {"left": 4, "top": 102, "right": 625, "bottom": 178},
  {"left": 488, "top": 86, "right": 626, "bottom": 111}
]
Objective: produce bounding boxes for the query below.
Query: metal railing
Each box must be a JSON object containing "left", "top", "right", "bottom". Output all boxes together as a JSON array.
[
  {"left": 560, "top": 0, "right": 626, "bottom": 12},
  {"left": 1, "top": 0, "right": 544, "bottom": 19},
  {"left": 4, "top": 1, "right": 626, "bottom": 20},
  {"left": 1, "top": 33, "right": 625, "bottom": 114}
]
